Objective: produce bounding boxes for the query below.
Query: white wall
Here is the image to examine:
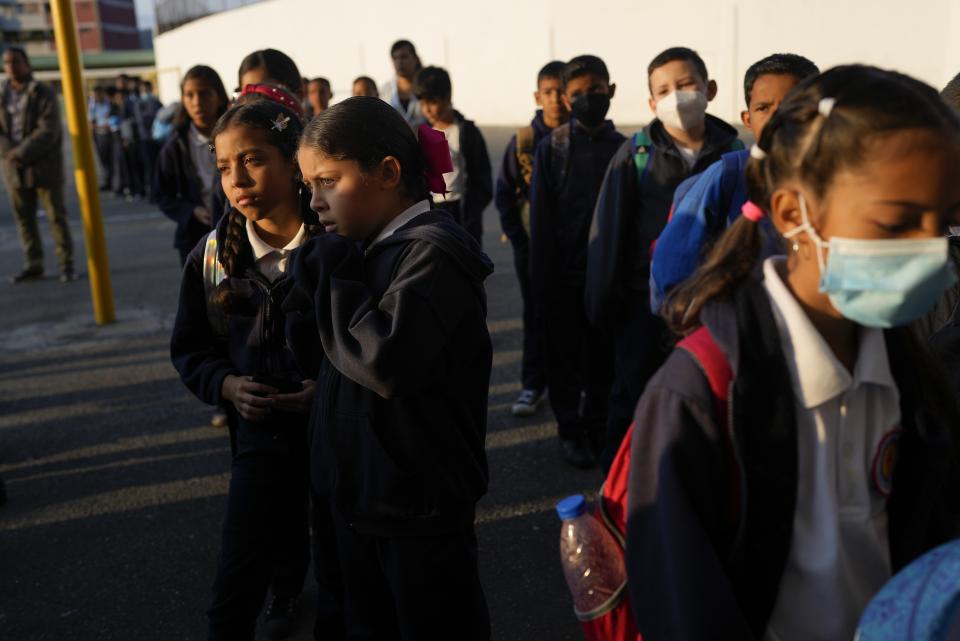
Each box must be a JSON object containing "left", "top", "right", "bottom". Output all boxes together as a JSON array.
[{"left": 154, "top": 0, "right": 960, "bottom": 125}]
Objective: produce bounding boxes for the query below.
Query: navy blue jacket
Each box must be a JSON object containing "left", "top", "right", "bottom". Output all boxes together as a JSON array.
[
  {"left": 153, "top": 122, "right": 226, "bottom": 252},
  {"left": 529, "top": 118, "right": 625, "bottom": 311},
  {"left": 494, "top": 110, "right": 554, "bottom": 247},
  {"left": 585, "top": 115, "right": 741, "bottom": 329},
  {"left": 170, "top": 213, "right": 318, "bottom": 452},
  {"left": 451, "top": 110, "right": 494, "bottom": 230},
  {"left": 285, "top": 209, "right": 494, "bottom": 536},
  {"left": 626, "top": 280, "right": 960, "bottom": 640}
]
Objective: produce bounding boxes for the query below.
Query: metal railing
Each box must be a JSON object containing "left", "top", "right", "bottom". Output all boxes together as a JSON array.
[{"left": 155, "top": 0, "right": 264, "bottom": 34}]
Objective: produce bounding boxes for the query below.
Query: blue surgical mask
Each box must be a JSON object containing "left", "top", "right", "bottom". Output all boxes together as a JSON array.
[{"left": 783, "top": 194, "right": 956, "bottom": 328}]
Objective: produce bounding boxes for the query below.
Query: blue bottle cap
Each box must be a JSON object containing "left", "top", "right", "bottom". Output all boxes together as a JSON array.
[{"left": 556, "top": 494, "right": 587, "bottom": 520}]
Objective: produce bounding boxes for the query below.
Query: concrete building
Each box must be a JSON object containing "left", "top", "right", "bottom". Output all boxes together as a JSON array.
[
  {"left": 153, "top": 0, "right": 960, "bottom": 126},
  {"left": 0, "top": 0, "right": 140, "bottom": 56}
]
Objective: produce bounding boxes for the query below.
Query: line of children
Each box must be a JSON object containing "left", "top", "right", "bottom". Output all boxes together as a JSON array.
[
  {"left": 529, "top": 54, "right": 625, "bottom": 469},
  {"left": 170, "top": 94, "right": 342, "bottom": 641},
  {"left": 586, "top": 47, "right": 744, "bottom": 471},
  {"left": 153, "top": 65, "right": 229, "bottom": 266},
  {"left": 626, "top": 65, "right": 960, "bottom": 641},
  {"left": 650, "top": 53, "right": 820, "bottom": 312},
  {"left": 289, "top": 96, "right": 493, "bottom": 640},
  {"left": 495, "top": 60, "right": 569, "bottom": 417},
  {"left": 414, "top": 65, "right": 493, "bottom": 246}
]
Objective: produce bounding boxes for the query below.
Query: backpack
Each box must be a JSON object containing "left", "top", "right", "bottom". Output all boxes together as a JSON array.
[
  {"left": 202, "top": 230, "right": 229, "bottom": 335},
  {"left": 577, "top": 326, "right": 736, "bottom": 641},
  {"left": 516, "top": 125, "right": 537, "bottom": 234}
]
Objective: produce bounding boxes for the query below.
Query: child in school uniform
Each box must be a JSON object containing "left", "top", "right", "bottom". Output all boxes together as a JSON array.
[
  {"left": 414, "top": 65, "right": 493, "bottom": 245},
  {"left": 236, "top": 49, "right": 304, "bottom": 101},
  {"left": 586, "top": 47, "right": 744, "bottom": 471},
  {"left": 495, "top": 60, "right": 569, "bottom": 417},
  {"left": 169, "top": 97, "right": 341, "bottom": 641},
  {"left": 529, "top": 54, "right": 625, "bottom": 468},
  {"left": 288, "top": 96, "right": 493, "bottom": 640},
  {"left": 152, "top": 65, "right": 229, "bottom": 266},
  {"left": 650, "top": 53, "right": 820, "bottom": 312},
  {"left": 627, "top": 65, "right": 960, "bottom": 641}
]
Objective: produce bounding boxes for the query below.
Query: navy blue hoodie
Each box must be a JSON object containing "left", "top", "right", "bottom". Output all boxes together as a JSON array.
[{"left": 285, "top": 208, "right": 494, "bottom": 536}]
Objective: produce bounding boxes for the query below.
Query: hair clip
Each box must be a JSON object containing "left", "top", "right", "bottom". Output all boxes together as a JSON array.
[
  {"left": 750, "top": 144, "right": 767, "bottom": 160},
  {"left": 818, "top": 97, "right": 836, "bottom": 118},
  {"left": 741, "top": 200, "right": 766, "bottom": 223},
  {"left": 271, "top": 113, "right": 290, "bottom": 132}
]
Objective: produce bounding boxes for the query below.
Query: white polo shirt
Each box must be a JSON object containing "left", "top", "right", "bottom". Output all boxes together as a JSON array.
[
  {"left": 245, "top": 219, "right": 306, "bottom": 282},
  {"left": 761, "top": 257, "right": 899, "bottom": 641}
]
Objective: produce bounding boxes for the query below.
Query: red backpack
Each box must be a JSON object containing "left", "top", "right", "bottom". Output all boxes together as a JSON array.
[{"left": 576, "top": 326, "right": 735, "bottom": 641}]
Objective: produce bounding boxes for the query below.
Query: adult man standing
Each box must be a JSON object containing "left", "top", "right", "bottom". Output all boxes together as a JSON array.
[
  {"left": 0, "top": 47, "right": 75, "bottom": 283},
  {"left": 380, "top": 39, "right": 425, "bottom": 127}
]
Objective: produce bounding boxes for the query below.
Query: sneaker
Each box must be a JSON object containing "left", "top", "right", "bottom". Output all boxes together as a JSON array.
[
  {"left": 559, "top": 434, "right": 598, "bottom": 470},
  {"left": 262, "top": 594, "right": 299, "bottom": 640},
  {"left": 60, "top": 269, "right": 78, "bottom": 283},
  {"left": 10, "top": 267, "right": 43, "bottom": 284},
  {"left": 511, "top": 388, "right": 546, "bottom": 417}
]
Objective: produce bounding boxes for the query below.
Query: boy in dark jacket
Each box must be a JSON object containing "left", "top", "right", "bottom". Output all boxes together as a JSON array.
[
  {"left": 415, "top": 66, "right": 493, "bottom": 245},
  {"left": 585, "top": 47, "right": 743, "bottom": 471},
  {"left": 494, "top": 60, "right": 569, "bottom": 417},
  {"left": 529, "top": 55, "right": 625, "bottom": 468}
]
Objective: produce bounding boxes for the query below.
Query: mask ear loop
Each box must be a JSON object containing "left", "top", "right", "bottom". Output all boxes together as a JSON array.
[{"left": 783, "top": 193, "right": 827, "bottom": 274}]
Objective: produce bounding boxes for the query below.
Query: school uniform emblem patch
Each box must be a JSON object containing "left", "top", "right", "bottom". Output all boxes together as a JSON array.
[{"left": 871, "top": 428, "right": 902, "bottom": 498}]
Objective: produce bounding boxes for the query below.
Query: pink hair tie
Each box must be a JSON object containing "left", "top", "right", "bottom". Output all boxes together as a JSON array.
[
  {"left": 417, "top": 124, "right": 453, "bottom": 195},
  {"left": 741, "top": 201, "right": 766, "bottom": 223}
]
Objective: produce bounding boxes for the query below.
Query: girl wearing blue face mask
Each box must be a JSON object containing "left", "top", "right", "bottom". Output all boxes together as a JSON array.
[{"left": 624, "top": 65, "right": 960, "bottom": 641}]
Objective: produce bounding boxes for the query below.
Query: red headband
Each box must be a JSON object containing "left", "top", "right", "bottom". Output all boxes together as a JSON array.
[
  {"left": 741, "top": 200, "right": 766, "bottom": 223},
  {"left": 417, "top": 124, "right": 453, "bottom": 195},
  {"left": 239, "top": 83, "right": 304, "bottom": 118}
]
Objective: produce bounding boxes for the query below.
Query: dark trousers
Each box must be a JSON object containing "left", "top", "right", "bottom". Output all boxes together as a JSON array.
[
  {"left": 207, "top": 420, "right": 314, "bottom": 641},
  {"left": 93, "top": 130, "right": 113, "bottom": 189},
  {"left": 600, "top": 298, "right": 672, "bottom": 471},
  {"left": 542, "top": 285, "right": 613, "bottom": 440},
  {"left": 332, "top": 511, "right": 490, "bottom": 641},
  {"left": 121, "top": 140, "right": 144, "bottom": 197},
  {"left": 435, "top": 199, "right": 482, "bottom": 247},
  {"left": 512, "top": 241, "right": 545, "bottom": 391},
  {"left": 139, "top": 138, "right": 158, "bottom": 197}
]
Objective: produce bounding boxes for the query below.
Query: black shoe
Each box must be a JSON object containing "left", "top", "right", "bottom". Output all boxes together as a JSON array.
[
  {"left": 262, "top": 594, "right": 299, "bottom": 640},
  {"left": 560, "top": 434, "right": 598, "bottom": 470},
  {"left": 10, "top": 267, "right": 43, "bottom": 284},
  {"left": 60, "top": 269, "right": 78, "bottom": 283}
]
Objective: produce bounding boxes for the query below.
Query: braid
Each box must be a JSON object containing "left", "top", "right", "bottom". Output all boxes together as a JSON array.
[{"left": 209, "top": 209, "right": 248, "bottom": 314}]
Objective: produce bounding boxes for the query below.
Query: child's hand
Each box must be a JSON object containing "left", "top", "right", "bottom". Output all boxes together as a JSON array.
[
  {"left": 270, "top": 380, "right": 316, "bottom": 415},
  {"left": 221, "top": 375, "right": 275, "bottom": 422}
]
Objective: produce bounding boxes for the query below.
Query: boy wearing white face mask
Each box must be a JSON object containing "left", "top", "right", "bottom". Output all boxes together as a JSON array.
[{"left": 585, "top": 46, "right": 743, "bottom": 470}]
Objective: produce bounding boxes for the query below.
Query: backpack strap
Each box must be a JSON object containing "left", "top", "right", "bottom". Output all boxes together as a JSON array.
[
  {"left": 515, "top": 125, "right": 536, "bottom": 192},
  {"left": 630, "top": 130, "right": 655, "bottom": 187},
  {"left": 678, "top": 326, "right": 741, "bottom": 534},
  {"left": 202, "top": 230, "right": 229, "bottom": 335},
  {"left": 549, "top": 123, "right": 572, "bottom": 190}
]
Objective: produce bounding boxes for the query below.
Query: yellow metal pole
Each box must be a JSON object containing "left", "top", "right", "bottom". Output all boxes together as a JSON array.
[{"left": 49, "top": 0, "right": 115, "bottom": 324}]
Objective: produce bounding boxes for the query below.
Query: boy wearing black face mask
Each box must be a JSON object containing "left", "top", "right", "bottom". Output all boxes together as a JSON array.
[
  {"left": 529, "top": 54, "right": 625, "bottom": 469},
  {"left": 585, "top": 46, "right": 743, "bottom": 472}
]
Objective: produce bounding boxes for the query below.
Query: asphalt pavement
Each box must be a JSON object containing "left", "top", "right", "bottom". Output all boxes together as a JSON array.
[{"left": 0, "top": 127, "right": 609, "bottom": 641}]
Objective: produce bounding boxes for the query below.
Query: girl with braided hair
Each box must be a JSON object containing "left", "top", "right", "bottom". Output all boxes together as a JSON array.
[
  {"left": 170, "top": 96, "right": 341, "bottom": 641},
  {"left": 625, "top": 65, "right": 960, "bottom": 641}
]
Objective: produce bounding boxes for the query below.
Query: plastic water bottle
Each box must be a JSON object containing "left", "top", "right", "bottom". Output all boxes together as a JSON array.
[{"left": 556, "top": 494, "right": 626, "bottom": 614}]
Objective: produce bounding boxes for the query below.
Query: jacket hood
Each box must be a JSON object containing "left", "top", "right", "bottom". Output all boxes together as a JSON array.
[{"left": 373, "top": 210, "right": 494, "bottom": 284}]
